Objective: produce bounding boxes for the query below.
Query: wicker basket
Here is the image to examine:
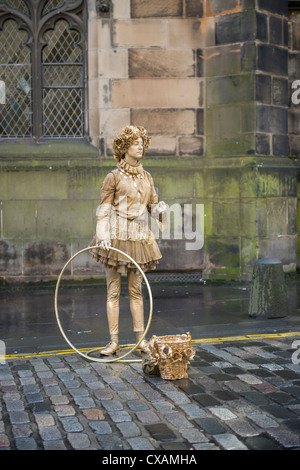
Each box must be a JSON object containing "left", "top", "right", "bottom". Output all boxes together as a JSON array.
[{"left": 148, "top": 333, "right": 195, "bottom": 380}]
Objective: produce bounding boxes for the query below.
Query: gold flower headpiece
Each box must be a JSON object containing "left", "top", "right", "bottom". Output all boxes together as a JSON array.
[{"left": 113, "top": 126, "right": 151, "bottom": 162}]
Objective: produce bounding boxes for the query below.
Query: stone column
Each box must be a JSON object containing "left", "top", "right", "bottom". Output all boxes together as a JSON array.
[
  {"left": 87, "top": 0, "right": 131, "bottom": 152},
  {"left": 205, "top": 0, "right": 289, "bottom": 156},
  {"left": 202, "top": 0, "right": 297, "bottom": 279},
  {"left": 289, "top": 10, "right": 300, "bottom": 157},
  {"left": 288, "top": 7, "right": 300, "bottom": 268}
]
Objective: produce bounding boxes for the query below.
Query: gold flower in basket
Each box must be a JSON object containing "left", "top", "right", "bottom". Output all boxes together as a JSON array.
[{"left": 146, "top": 332, "right": 195, "bottom": 380}]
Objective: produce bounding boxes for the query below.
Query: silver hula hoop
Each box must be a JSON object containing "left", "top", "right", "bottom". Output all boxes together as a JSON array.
[{"left": 54, "top": 245, "right": 153, "bottom": 363}]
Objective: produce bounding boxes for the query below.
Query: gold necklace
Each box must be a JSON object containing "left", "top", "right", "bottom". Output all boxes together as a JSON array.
[{"left": 118, "top": 162, "right": 144, "bottom": 180}]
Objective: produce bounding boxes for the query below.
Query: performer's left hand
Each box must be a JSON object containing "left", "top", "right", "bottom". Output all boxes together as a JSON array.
[{"left": 157, "top": 201, "right": 167, "bottom": 214}]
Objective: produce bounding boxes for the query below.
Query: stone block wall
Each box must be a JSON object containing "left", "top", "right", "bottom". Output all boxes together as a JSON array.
[
  {"left": 0, "top": 146, "right": 105, "bottom": 281},
  {"left": 289, "top": 10, "right": 300, "bottom": 267},
  {"left": 0, "top": 155, "right": 206, "bottom": 282},
  {"left": 256, "top": 1, "right": 289, "bottom": 157},
  {"left": 199, "top": 0, "right": 297, "bottom": 278},
  {"left": 88, "top": 0, "right": 207, "bottom": 157},
  {"left": 289, "top": 11, "right": 300, "bottom": 157},
  {"left": 0, "top": 0, "right": 298, "bottom": 282},
  {"left": 205, "top": 0, "right": 289, "bottom": 157}
]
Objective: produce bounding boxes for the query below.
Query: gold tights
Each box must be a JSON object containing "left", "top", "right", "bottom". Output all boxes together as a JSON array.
[{"left": 105, "top": 267, "right": 144, "bottom": 336}]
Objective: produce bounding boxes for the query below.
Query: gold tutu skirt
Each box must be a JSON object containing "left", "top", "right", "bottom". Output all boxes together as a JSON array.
[{"left": 89, "top": 237, "right": 162, "bottom": 273}]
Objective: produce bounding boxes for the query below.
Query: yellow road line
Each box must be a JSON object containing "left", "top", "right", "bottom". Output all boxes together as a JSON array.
[
  {"left": 192, "top": 331, "right": 300, "bottom": 344},
  {"left": 2, "top": 331, "right": 300, "bottom": 360}
]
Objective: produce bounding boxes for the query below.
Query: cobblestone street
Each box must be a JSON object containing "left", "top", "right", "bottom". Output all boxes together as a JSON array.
[{"left": 1, "top": 335, "right": 299, "bottom": 451}]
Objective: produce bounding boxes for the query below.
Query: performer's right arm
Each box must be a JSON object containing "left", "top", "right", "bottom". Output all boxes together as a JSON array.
[{"left": 96, "top": 172, "right": 115, "bottom": 249}]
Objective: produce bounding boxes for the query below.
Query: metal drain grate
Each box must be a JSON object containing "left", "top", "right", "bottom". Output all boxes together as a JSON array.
[{"left": 145, "top": 272, "right": 203, "bottom": 283}]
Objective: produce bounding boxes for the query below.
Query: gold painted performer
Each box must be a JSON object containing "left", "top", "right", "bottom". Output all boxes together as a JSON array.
[{"left": 90, "top": 126, "right": 166, "bottom": 356}]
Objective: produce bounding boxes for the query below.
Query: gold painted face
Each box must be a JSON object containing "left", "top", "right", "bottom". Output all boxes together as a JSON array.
[{"left": 125, "top": 137, "right": 144, "bottom": 162}]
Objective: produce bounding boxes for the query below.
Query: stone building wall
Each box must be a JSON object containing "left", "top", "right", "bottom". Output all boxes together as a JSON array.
[
  {"left": 201, "top": 0, "right": 297, "bottom": 278},
  {"left": 0, "top": 0, "right": 298, "bottom": 283},
  {"left": 289, "top": 11, "right": 300, "bottom": 157},
  {"left": 88, "top": 0, "right": 206, "bottom": 157},
  {"left": 288, "top": 9, "right": 300, "bottom": 266}
]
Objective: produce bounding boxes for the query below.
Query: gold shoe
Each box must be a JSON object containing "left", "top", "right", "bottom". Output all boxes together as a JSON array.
[
  {"left": 136, "top": 339, "right": 150, "bottom": 354},
  {"left": 100, "top": 341, "right": 120, "bottom": 356}
]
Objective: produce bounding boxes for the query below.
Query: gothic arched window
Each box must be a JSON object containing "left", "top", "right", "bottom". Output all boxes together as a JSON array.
[{"left": 0, "top": 0, "right": 86, "bottom": 140}]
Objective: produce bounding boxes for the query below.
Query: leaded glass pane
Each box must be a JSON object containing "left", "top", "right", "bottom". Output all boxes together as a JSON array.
[
  {"left": 42, "top": 19, "right": 83, "bottom": 137},
  {"left": 43, "top": 64, "right": 82, "bottom": 87},
  {"left": 42, "top": 0, "right": 78, "bottom": 16},
  {"left": 0, "top": 1, "right": 85, "bottom": 141},
  {"left": 43, "top": 20, "right": 81, "bottom": 63},
  {"left": 43, "top": 0, "right": 65, "bottom": 16},
  {"left": 0, "top": 20, "right": 32, "bottom": 137},
  {"left": 4, "top": 0, "right": 30, "bottom": 17},
  {"left": 43, "top": 88, "right": 83, "bottom": 137}
]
